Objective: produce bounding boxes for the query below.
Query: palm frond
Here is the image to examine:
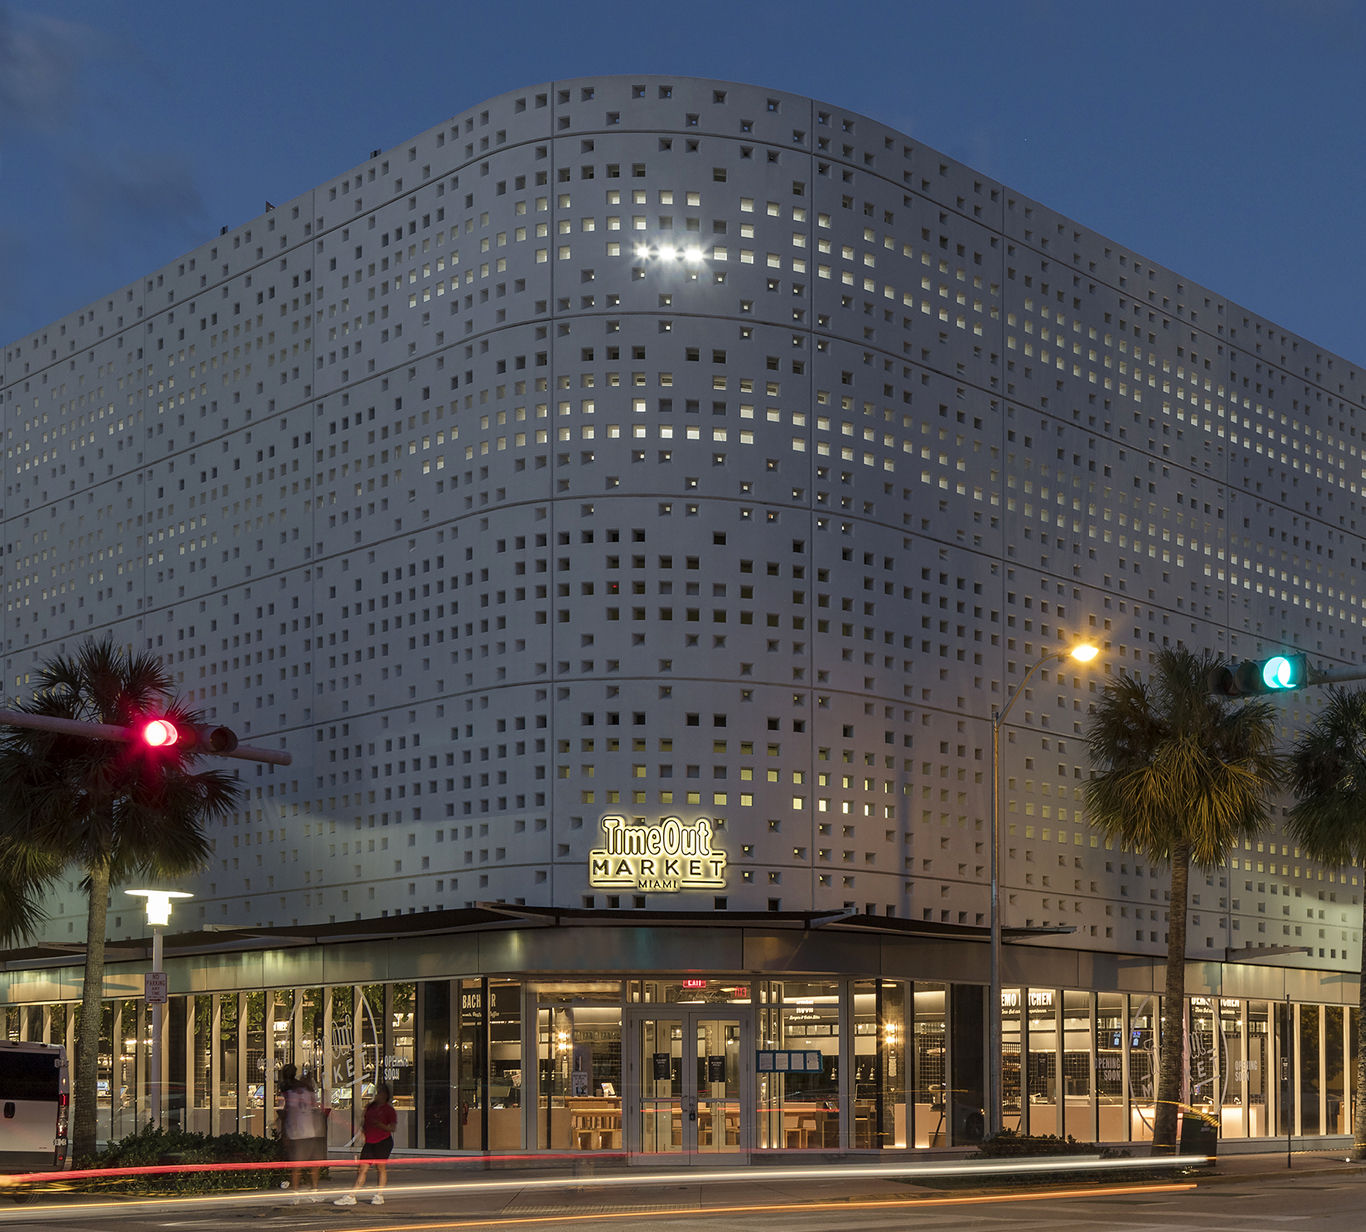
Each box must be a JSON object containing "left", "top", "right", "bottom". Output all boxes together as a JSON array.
[
  {"left": 1286, "top": 688, "right": 1366, "bottom": 868},
  {"left": 1083, "top": 646, "right": 1283, "bottom": 868}
]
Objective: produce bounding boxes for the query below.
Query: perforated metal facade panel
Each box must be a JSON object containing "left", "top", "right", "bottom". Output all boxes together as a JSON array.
[{"left": 2, "top": 76, "right": 1361, "bottom": 970}]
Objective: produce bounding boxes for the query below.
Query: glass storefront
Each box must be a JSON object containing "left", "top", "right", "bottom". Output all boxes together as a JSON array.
[{"left": 6, "top": 967, "right": 1360, "bottom": 1153}]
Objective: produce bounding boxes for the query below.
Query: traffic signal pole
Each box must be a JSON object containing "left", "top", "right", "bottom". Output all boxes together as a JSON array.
[
  {"left": 0, "top": 709, "right": 292, "bottom": 766},
  {"left": 1297, "top": 663, "right": 1366, "bottom": 688}
]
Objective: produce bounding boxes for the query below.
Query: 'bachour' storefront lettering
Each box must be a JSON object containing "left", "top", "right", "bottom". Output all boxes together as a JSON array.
[{"left": 588, "top": 815, "right": 727, "bottom": 892}]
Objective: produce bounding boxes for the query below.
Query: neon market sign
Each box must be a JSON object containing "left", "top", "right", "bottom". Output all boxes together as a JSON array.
[{"left": 589, "top": 816, "right": 727, "bottom": 893}]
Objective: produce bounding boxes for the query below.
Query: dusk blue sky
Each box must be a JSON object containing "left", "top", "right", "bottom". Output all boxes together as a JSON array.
[{"left": 1, "top": 0, "right": 1362, "bottom": 363}]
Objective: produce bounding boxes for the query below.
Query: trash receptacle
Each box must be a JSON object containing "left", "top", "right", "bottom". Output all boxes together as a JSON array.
[{"left": 1179, "top": 1112, "right": 1218, "bottom": 1158}]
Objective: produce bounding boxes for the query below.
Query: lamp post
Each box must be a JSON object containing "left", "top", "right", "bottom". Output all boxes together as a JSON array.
[
  {"left": 126, "top": 889, "right": 193, "bottom": 1130},
  {"left": 987, "top": 643, "right": 1098, "bottom": 1139}
]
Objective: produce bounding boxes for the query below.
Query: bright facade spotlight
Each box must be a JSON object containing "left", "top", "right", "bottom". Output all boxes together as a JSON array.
[
  {"left": 684, "top": 247, "right": 704, "bottom": 262},
  {"left": 141, "top": 718, "right": 178, "bottom": 747},
  {"left": 125, "top": 888, "right": 193, "bottom": 928},
  {"left": 633, "top": 243, "right": 647, "bottom": 258},
  {"left": 659, "top": 248, "right": 676, "bottom": 261},
  {"left": 1069, "top": 644, "right": 1099, "bottom": 663}
]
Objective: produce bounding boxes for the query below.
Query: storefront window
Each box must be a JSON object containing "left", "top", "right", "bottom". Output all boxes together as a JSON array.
[
  {"left": 1247, "top": 1000, "right": 1270, "bottom": 1137},
  {"left": 950, "top": 984, "right": 985, "bottom": 1146},
  {"left": 1000, "top": 989, "right": 1023, "bottom": 1133},
  {"left": 1128, "top": 994, "right": 1158, "bottom": 1142},
  {"left": 912, "top": 983, "right": 946, "bottom": 1147},
  {"left": 326, "top": 986, "right": 355, "bottom": 1139},
  {"left": 1275, "top": 1000, "right": 1294, "bottom": 1137},
  {"left": 112, "top": 1000, "right": 139, "bottom": 1142},
  {"left": 97, "top": 1000, "right": 113, "bottom": 1139},
  {"left": 756, "top": 980, "right": 839, "bottom": 1150},
  {"left": 1219, "top": 999, "right": 1246, "bottom": 1138},
  {"left": 1349, "top": 1008, "right": 1358, "bottom": 1137},
  {"left": 1061, "top": 990, "right": 1091, "bottom": 1142},
  {"left": 456, "top": 979, "right": 484, "bottom": 1150},
  {"left": 191, "top": 995, "right": 211, "bottom": 1133},
  {"left": 388, "top": 984, "right": 417, "bottom": 1148},
  {"left": 217, "top": 994, "right": 239, "bottom": 1135},
  {"left": 300, "top": 987, "right": 326, "bottom": 1105},
  {"left": 1325, "top": 1005, "right": 1344, "bottom": 1135},
  {"left": 166, "top": 997, "right": 185, "bottom": 1132},
  {"left": 358, "top": 985, "right": 384, "bottom": 1108},
  {"left": 1026, "top": 988, "right": 1058, "bottom": 1137},
  {"left": 1188, "top": 997, "right": 1217, "bottom": 1134},
  {"left": 420, "top": 982, "right": 451, "bottom": 1149},
  {"left": 1097, "top": 992, "right": 1124, "bottom": 1140},
  {"left": 536, "top": 982, "right": 622, "bottom": 1151},
  {"left": 243, "top": 991, "right": 265, "bottom": 1138},
  {"left": 853, "top": 980, "right": 906, "bottom": 1148},
  {"left": 1299, "top": 1003, "right": 1320, "bottom": 1136},
  {"left": 487, "top": 980, "right": 522, "bottom": 1150},
  {"left": 271, "top": 991, "right": 294, "bottom": 1078}
]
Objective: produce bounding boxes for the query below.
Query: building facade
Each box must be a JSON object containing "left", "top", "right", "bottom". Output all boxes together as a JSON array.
[{"left": 0, "top": 74, "right": 1362, "bottom": 1154}]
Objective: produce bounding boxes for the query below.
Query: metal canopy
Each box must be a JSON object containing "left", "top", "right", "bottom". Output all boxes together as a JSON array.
[{"left": 0, "top": 903, "right": 1071, "bottom": 970}]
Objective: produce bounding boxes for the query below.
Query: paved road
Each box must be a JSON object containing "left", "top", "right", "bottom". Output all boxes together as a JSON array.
[{"left": 0, "top": 1166, "right": 1359, "bottom": 1232}]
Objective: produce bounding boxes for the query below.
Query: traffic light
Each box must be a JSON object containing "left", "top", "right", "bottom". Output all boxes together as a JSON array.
[
  {"left": 136, "top": 719, "right": 238, "bottom": 753},
  {"left": 182, "top": 724, "right": 240, "bottom": 753},
  {"left": 1207, "top": 653, "right": 1309, "bottom": 697},
  {"left": 140, "top": 718, "right": 178, "bottom": 747}
]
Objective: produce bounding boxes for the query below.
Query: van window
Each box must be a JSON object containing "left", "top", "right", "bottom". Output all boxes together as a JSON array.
[{"left": 0, "top": 1052, "right": 59, "bottom": 1101}]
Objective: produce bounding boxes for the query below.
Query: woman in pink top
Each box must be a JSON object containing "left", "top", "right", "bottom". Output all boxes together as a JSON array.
[{"left": 334, "top": 1083, "right": 398, "bottom": 1206}]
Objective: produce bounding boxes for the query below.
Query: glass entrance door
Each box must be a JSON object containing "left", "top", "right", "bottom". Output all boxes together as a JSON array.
[{"left": 630, "top": 1009, "right": 750, "bottom": 1158}]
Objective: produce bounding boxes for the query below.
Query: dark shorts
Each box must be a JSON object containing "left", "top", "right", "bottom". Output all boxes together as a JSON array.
[
  {"left": 359, "top": 1137, "right": 393, "bottom": 1160},
  {"left": 285, "top": 1135, "right": 326, "bottom": 1162}
]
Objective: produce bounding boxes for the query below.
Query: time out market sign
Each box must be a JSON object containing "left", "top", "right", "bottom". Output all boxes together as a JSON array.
[{"left": 589, "top": 815, "right": 727, "bottom": 893}]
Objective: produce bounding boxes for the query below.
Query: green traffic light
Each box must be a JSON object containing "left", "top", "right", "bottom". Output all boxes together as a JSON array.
[{"left": 1261, "top": 656, "right": 1294, "bottom": 689}]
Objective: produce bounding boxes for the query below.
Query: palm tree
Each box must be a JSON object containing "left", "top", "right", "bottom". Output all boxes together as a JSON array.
[
  {"left": 1084, "top": 647, "right": 1283, "bottom": 1154},
  {"left": 1285, "top": 687, "right": 1366, "bottom": 1159},
  {"left": 0, "top": 638, "right": 240, "bottom": 1160}
]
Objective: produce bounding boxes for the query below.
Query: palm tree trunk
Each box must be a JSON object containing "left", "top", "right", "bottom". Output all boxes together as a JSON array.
[
  {"left": 71, "top": 859, "right": 111, "bottom": 1162},
  {"left": 1355, "top": 920, "right": 1366, "bottom": 1159},
  {"left": 1152, "top": 840, "right": 1190, "bottom": 1155}
]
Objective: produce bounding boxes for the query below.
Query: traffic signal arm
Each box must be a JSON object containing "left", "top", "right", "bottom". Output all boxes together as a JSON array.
[{"left": 0, "top": 710, "right": 291, "bottom": 766}]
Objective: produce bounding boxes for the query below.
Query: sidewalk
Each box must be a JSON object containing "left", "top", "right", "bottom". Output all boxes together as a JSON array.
[{"left": 1192, "top": 1147, "right": 1366, "bottom": 1185}]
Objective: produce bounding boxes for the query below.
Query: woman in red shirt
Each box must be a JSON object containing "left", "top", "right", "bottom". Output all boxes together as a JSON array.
[{"left": 334, "top": 1084, "right": 398, "bottom": 1206}]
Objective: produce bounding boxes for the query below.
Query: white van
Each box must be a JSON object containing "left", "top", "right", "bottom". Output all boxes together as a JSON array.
[{"left": 0, "top": 1042, "right": 67, "bottom": 1174}]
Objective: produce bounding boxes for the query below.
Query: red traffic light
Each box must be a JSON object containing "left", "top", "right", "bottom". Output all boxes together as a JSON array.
[{"left": 141, "top": 719, "right": 178, "bottom": 748}]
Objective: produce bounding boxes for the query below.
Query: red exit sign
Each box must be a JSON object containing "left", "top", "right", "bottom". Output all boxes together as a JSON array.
[{"left": 681, "top": 980, "right": 707, "bottom": 988}]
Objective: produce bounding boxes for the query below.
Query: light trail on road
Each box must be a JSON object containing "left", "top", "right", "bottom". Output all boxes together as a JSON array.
[
  {"left": 0, "top": 1156, "right": 1208, "bottom": 1224},
  {"left": 294, "top": 1181, "right": 1198, "bottom": 1232}
]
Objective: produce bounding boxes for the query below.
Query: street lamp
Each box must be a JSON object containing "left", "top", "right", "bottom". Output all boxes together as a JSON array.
[
  {"left": 986, "top": 642, "right": 1098, "bottom": 1139},
  {"left": 126, "top": 889, "right": 192, "bottom": 1130}
]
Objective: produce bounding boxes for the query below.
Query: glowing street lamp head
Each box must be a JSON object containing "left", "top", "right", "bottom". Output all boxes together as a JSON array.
[
  {"left": 141, "top": 719, "right": 178, "bottom": 748},
  {"left": 1068, "top": 644, "right": 1099, "bottom": 663},
  {"left": 126, "top": 888, "right": 193, "bottom": 928}
]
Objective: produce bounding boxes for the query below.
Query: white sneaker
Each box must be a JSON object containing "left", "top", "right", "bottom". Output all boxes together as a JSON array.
[
  {"left": 334, "top": 1194, "right": 357, "bottom": 1206},
  {"left": 280, "top": 1181, "right": 291, "bottom": 1190},
  {"left": 371, "top": 1194, "right": 385, "bottom": 1205}
]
